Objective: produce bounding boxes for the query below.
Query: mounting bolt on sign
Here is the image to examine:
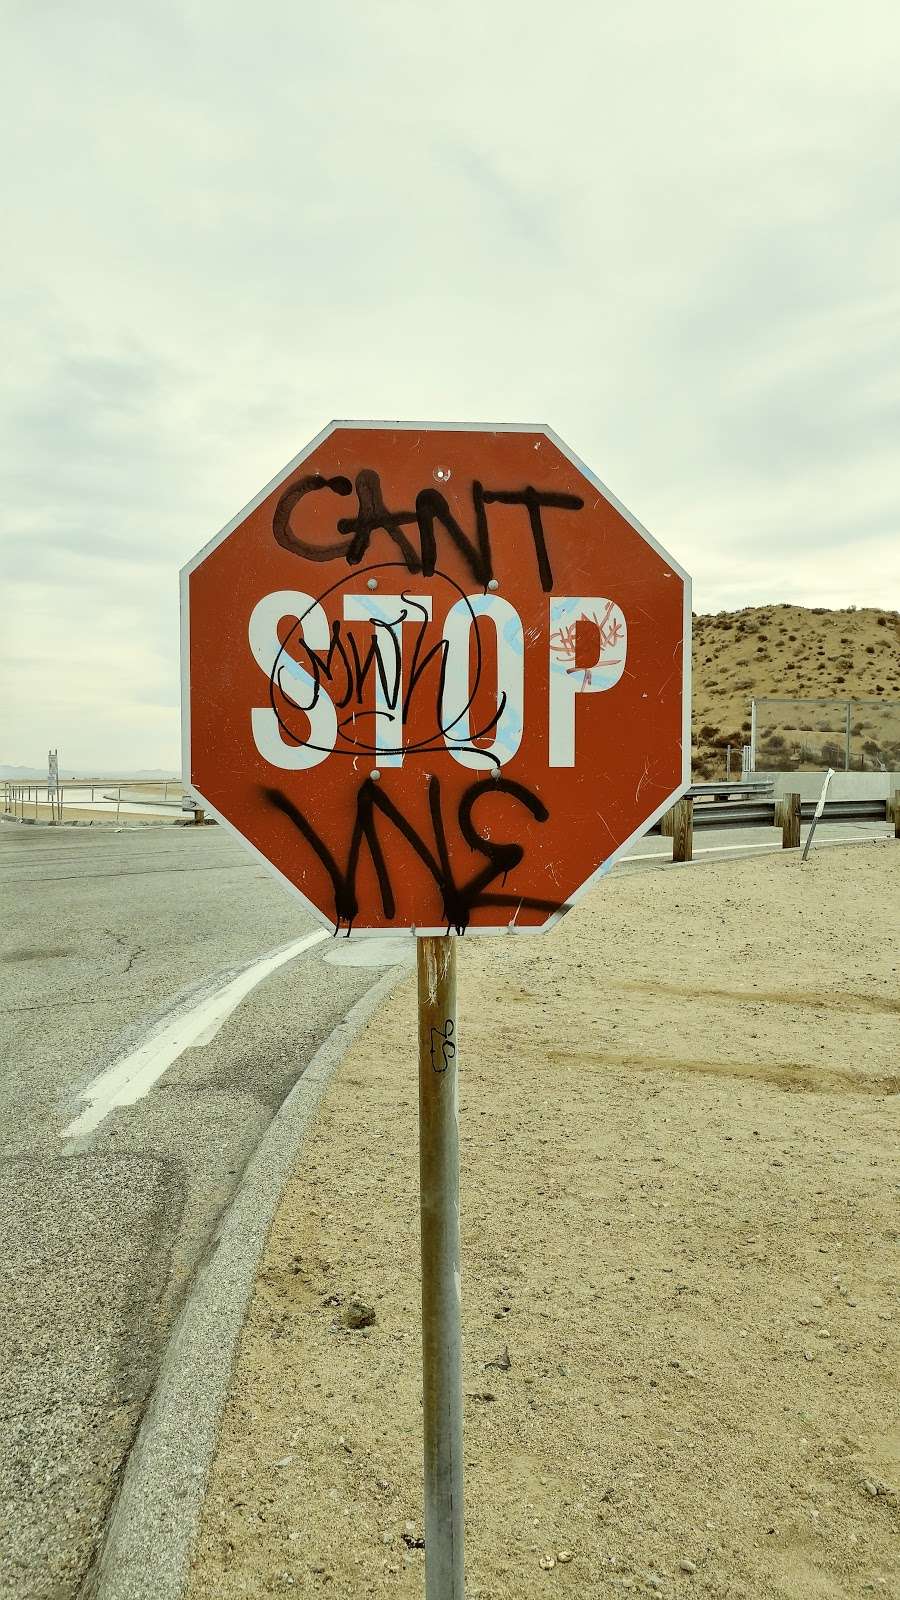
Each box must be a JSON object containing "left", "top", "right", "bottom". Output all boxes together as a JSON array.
[{"left": 181, "top": 422, "right": 690, "bottom": 1599}]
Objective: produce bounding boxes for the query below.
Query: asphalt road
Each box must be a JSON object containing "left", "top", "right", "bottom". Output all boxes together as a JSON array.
[
  {"left": 0, "top": 812, "right": 893, "bottom": 1597},
  {"left": 0, "top": 822, "right": 413, "bottom": 1599}
]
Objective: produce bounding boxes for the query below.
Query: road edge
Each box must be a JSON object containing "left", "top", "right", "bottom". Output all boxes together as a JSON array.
[{"left": 86, "top": 961, "right": 409, "bottom": 1600}]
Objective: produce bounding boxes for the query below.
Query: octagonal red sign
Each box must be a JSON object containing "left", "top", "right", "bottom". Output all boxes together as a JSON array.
[{"left": 181, "top": 422, "right": 690, "bottom": 935}]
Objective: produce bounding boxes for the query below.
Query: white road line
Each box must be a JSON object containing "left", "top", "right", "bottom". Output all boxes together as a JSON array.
[
  {"left": 62, "top": 928, "right": 329, "bottom": 1139},
  {"left": 625, "top": 833, "right": 884, "bottom": 864}
]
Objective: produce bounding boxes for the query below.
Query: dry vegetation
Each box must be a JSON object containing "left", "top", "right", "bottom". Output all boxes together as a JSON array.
[{"left": 691, "top": 605, "right": 900, "bottom": 777}]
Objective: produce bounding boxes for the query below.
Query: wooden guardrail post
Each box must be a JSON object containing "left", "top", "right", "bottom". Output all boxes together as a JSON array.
[
  {"left": 782, "top": 791, "right": 801, "bottom": 849},
  {"left": 890, "top": 790, "right": 900, "bottom": 839},
  {"left": 671, "top": 795, "right": 693, "bottom": 862}
]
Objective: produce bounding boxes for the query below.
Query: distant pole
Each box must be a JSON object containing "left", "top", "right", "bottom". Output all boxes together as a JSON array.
[
  {"left": 726, "top": 743, "right": 732, "bottom": 780},
  {"left": 48, "top": 750, "right": 59, "bottom": 822},
  {"left": 417, "top": 936, "right": 464, "bottom": 1600},
  {"left": 116, "top": 787, "right": 121, "bottom": 825},
  {"left": 844, "top": 700, "right": 852, "bottom": 772}
]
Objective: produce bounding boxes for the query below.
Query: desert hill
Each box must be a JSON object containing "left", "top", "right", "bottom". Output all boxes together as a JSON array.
[{"left": 691, "top": 604, "right": 900, "bottom": 776}]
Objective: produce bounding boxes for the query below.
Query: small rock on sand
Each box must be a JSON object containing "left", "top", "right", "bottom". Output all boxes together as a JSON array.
[{"left": 343, "top": 1298, "right": 376, "bottom": 1329}]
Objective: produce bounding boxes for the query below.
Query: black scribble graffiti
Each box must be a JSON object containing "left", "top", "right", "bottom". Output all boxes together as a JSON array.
[
  {"left": 429, "top": 1018, "right": 456, "bottom": 1074},
  {"left": 263, "top": 464, "right": 589, "bottom": 929},
  {"left": 267, "top": 563, "right": 505, "bottom": 763},
  {"left": 272, "top": 470, "right": 584, "bottom": 593},
  {"left": 262, "top": 774, "right": 560, "bottom": 934}
]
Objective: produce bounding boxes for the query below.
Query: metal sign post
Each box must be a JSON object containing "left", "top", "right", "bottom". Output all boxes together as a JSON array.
[{"left": 416, "top": 936, "right": 464, "bottom": 1599}]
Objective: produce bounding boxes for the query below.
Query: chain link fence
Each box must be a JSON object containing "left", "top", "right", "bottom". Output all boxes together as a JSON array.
[{"left": 751, "top": 697, "right": 900, "bottom": 772}]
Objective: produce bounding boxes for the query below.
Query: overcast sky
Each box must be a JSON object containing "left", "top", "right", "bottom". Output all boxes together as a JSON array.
[{"left": 2, "top": 1, "right": 898, "bottom": 770}]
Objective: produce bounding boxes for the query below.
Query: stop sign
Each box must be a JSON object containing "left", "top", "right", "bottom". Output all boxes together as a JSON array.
[{"left": 181, "top": 423, "right": 690, "bottom": 934}]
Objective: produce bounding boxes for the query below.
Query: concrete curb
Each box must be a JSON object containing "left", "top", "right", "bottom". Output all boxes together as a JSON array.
[{"left": 87, "top": 961, "right": 409, "bottom": 1600}]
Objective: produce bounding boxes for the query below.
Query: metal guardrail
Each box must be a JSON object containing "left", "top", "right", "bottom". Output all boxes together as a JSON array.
[
  {"left": 652, "top": 796, "right": 889, "bottom": 832},
  {"left": 101, "top": 791, "right": 183, "bottom": 809},
  {"left": 690, "top": 779, "right": 774, "bottom": 802},
  {"left": 2, "top": 783, "right": 891, "bottom": 835},
  {"left": 1, "top": 780, "right": 184, "bottom": 822}
]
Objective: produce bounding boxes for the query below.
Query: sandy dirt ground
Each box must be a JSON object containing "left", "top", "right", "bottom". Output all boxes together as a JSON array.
[{"left": 186, "top": 844, "right": 899, "bottom": 1599}]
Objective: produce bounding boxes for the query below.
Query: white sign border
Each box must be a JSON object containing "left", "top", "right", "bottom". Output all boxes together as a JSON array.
[{"left": 180, "top": 421, "right": 692, "bottom": 938}]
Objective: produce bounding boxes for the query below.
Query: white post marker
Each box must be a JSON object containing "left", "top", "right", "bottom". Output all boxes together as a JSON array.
[{"left": 801, "top": 768, "right": 835, "bottom": 864}]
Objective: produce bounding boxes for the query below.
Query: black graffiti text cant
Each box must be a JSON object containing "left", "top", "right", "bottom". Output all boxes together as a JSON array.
[{"left": 273, "top": 469, "right": 585, "bottom": 593}]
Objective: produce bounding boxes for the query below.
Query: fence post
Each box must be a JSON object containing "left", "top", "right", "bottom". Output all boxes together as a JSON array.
[
  {"left": 672, "top": 796, "right": 693, "bottom": 862},
  {"left": 890, "top": 790, "right": 900, "bottom": 839},
  {"left": 782, "top": 792, "right": 801, "bottom": 849},
  {"left": 844, "top": 700, "right": 852, "bottom": 771}
]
